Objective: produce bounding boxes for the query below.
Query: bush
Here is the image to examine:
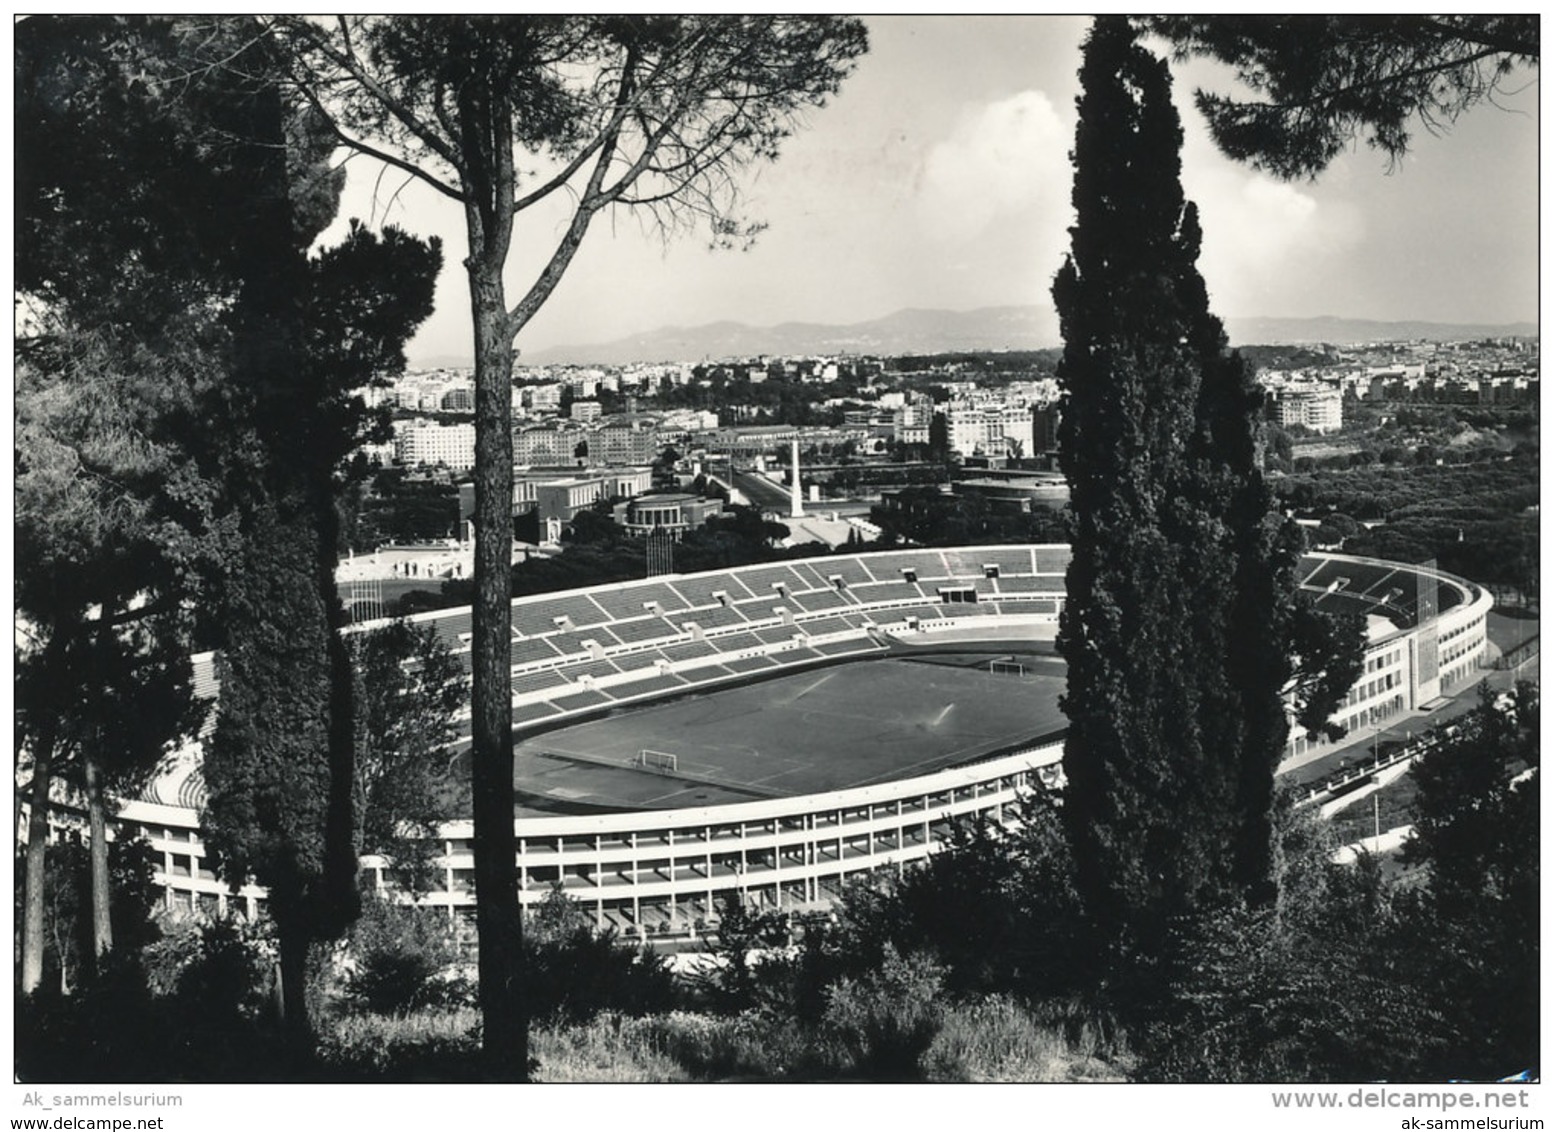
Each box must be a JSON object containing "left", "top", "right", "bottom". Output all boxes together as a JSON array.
[
  {"left": 694, "top": 901, "right": 842, "bottom": 1023},
  {"left": 530, "top": 1013, "right": 693, "bottom": 1083},
  {"left": 822, "top": 944, "right": 946, "bottom": 1081},
  {"left": 341, "top": 898, "right": 469, "bottom": 1015},
  {"left": 642, "top": 1010, "right": 838, "bottom": 1081},
  {"left": 20, "top": 912, "right": 293, "bottom": 1082},
  {"left": 830, "top": 797, "right": 1092, "bottom": 1003},
  {"left": 141, "top": 911, "right": 278, "bottom": 1019},
  {"left": 521, "top": 887, "right": 677, "bottom": 1024}
]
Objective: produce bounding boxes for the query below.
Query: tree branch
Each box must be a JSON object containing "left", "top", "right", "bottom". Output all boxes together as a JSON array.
[
  {"left": 273, "top": 17, "right": 466, "bottom": 184},
  {"left": 295, "top": 79, "right": 465, "bottom": 202},
  {"left": 1250, "top": 45, "right": 1508, "bottom": 114},
  {"left": 1411, "top": 16, "right": 1539, "bottom": 59}
]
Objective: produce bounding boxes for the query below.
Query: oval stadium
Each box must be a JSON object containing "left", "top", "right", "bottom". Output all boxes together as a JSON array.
[{"left": 111, "top": 545, "right": 1490, "bottom": 943}]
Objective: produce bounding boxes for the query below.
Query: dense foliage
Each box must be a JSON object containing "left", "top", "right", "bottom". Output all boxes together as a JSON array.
[
  {"left": 869, "top": 488, "right": 1068, "bottom": 548},
  {"left": 193, "top": 78, "right": 440, "bottom": 1036},
  {"left": 350, "top": 621, "right": 465, "bottom": 891},
  {"left": 345, "top": 469, "right": 461, "bottom": 550},
  {"left": 1278, "top": 456, "right": 1539, "bottom": 601},
  {"left": 1051, "top": 19, "right": 1300, "bottom": 982},
  {"left": 15, "top": 14, "right": 243, "bottom": 992},
  {"left": 1147, "top": 15, "right": 1539, "bottom": 179},
  {"left": 17, "top": 15, "right": 441, "bottom": 1036}
]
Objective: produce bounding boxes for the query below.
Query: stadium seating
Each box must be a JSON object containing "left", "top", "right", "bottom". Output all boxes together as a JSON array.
[
  {"left": 670, "top": 574, "right": 756, "bottom": 607},
  {"left": 708, "top": 631, "right": 766, "bottom": 654},
  {"left": 657, "top": 640, "right": 719, "bottom": 664},
  {"left": 821, "top": 557, "right": 879, "bottom": 587},
  {"left": 994, "top": 575, "right": 1065, "bottom": 594},
  {"left": 1032, "top": 548, "right": 1071, "bottom": 575},
  {"left": 606, "top": 672, "right": 689, "bottom": 700},
  {"left": 606, "top": 617, "right": 683, "bottom": 646},
  {"left": 511, "top": 636, "right": 564, "bottom": 666},
  {"left": 511, "top": 669, "right": 570, "bottom": 695},
  {"left": 682, "top": 604, "right": 747, "bottom": 631},
  {"left": 489, "top": 547, "right": 1452, "bottom": 733},
  {"left": 786, "top": 588, "right": 849, "bottom": 613}
]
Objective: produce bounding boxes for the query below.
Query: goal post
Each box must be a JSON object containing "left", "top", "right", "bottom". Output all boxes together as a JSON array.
[
  {"left": 989, "top": 658, "right": 1026, "bottom": 677},
  {"left": 637, "top": 749, "right": 680, "bottom": 772}
]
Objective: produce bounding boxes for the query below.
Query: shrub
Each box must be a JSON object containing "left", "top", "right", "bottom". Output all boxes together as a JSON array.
[
  {"left": 822, "top": 944, "right": 946, "bottom": 1081},
  {"left": 829, "top": 798, "right": 1092, "bottom": 1004},
  {"left": 142, "top": 910, "right": 277, "bottom": 1019},
  {"left": 341, "top": 897, "right": 469, "bottom": 1015},
  {"left": 520, "top": 886, "right": 678, "bottom": 1024},
  {"left": 640, "top": 1010, "right": 839, "bottom": 1081},
  {"left": 530, "top": 1013, "right": 692, "bottom": 1083},
  {"left": 21, "top": 913, "right": 293, "bottom": 1082}
]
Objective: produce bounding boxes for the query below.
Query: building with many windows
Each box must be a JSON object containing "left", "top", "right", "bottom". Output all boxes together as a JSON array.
[
  {"left": 1273, "top": 383, "right": 1343, "bottom": 434},
  {"left": 596, "top": 416, "right": 661, "bottom": 465},
  {"left": 394, "top": 420, "right": 476, "bottom": 470},
  {"left": 945, "top": 403, "right": 1036, "bottom": 459},
  {"left": 514, "top": 421, "right": 588, "bottom": 465},
  {"left": 459, "top": 467, "right": 656, "bottom": 528}
]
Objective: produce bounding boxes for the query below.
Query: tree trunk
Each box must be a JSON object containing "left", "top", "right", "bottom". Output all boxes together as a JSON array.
[
  {"left": 274, "top": 913, "right": 313, "bottom": 1048},
  {"left": 21, "top": 723, "right": 56, "bottom": 995},
  {"left": 83, "top": 752, "right": 113, "bottom": 964},
  {"left": 468, "top": 268, "right": 526, "bottom": 1080},
  {"left": 317, "top": 475, "right": 360, "bottom": 937}
]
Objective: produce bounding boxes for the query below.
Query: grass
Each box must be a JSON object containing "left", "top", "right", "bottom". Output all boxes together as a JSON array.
[
  {"left": 314, "top": 1000, "right": 1127, "bottom": 1082},
  {"left": 1327, "top": 772, "right": 1419, "bottom": 847},
  {"left": 530, "top": 1014, "right": 695, "bottom": 1082},
  {"left": 525, "top": 1002, "right": 1125, "bottom": 1083},
  {"left": 923, "top": 997, "right": 1128, "bottom": 1082},
  {"left": 316, "top": 1007, "right": 483, "bottom": 1080}
]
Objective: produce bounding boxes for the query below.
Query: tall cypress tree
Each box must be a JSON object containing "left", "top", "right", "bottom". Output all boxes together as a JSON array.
[
  {"left": 201, "top": 117, "right": 441, "bottom": 1043},
  {"left": 1052, "top": 17, "right": 1295, "bottom": 975}
]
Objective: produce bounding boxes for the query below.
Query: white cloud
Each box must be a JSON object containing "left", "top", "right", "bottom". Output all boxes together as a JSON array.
[
  {"left": 1181, "top": 129, "right": 1365, "bottom": 315},
  {"left": 915, "top": 91, "right": 1072, "bottom": 248}
]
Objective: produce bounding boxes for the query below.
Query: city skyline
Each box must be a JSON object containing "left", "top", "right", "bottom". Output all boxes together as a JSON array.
[{"left": 321, "top": 16, "right": 1539, "bottom": 365}]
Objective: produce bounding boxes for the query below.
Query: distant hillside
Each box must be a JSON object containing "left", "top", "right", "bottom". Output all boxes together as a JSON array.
[
  {"left": 518, "top": 305, "right": 1061, "bottom": 366},
  {"left": 421, "top": 308, "right": 1537, "bottom": 367},
  {"left": 1223, "top": 315, "right": 1538, "bottom": 347}
]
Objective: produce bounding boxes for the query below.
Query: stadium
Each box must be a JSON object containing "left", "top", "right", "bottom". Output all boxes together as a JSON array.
[{"left": 110, "top": 544, "right": 1489, "bottom": 942}]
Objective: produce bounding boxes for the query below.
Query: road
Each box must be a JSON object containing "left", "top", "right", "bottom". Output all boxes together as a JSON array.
[
  {"left": 1279, "top": 633, "right": 1539, "bottom": 789},
  {"left": 730, "top": 467, "right": 794, "bottom": 512}
]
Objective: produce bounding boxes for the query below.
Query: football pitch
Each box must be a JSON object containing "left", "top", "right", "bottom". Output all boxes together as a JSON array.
[{"left": 512, "top": 654, "right": 1067, "bottom": 812}]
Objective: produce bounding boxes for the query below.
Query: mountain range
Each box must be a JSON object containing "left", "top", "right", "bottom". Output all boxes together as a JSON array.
[{"left": 416, "top": 306, "right": 1537, "bottom": 368}]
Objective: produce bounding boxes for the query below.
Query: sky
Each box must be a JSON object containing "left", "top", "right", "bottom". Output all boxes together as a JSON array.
[{"left": 313, "top": 16, "right": 1541, "bottom": 365}]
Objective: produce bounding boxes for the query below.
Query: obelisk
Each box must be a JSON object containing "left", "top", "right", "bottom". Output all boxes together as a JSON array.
[{"left": 789, "top": 438, "right": 803, "bottom": 518}]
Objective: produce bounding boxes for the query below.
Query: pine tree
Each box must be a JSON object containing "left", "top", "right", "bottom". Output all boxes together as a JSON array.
[
  {"left": 274, "top": 15, "right": 868, "bottom": 1075},
  {"left": 17, "top": 16, "right": 439, "bottom": 1033},
  {"left": 1052, "top": 17, "right": 1296, "bottom": 978}
]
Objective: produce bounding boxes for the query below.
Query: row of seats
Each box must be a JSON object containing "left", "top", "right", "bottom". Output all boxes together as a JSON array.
[
  {"left": 1298, "top": 553, "right": 1463, "bottom": 627},
  {"left": 413, "top": 546, "right": 1084, "bottom": 666},
  {"left": 407, "top": 548, "right": 1077, "bottom": 727}
]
